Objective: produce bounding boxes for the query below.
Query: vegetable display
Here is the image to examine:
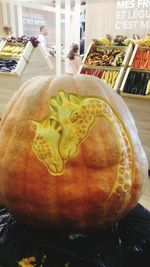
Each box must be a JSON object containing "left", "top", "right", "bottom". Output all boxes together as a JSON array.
[
  {"left": 123, "top": 71, "right": 150, "bottom": 95},
  {"left": 0, "top": 74, "right": 148, "bottom": 232},
  {"left": 85, "top": 46, "right": 125, "bottom": 67},
  {"left": 0, "top": 44, "right": 25, "bottom": 60},
  {"left": 0, "top": 59, "right": 17, "bottom": 72},
  {"left": 0, "top": 42, "right": 25, "bottom": 73},
  {"left": 0, "top": 37, "right": 40, "bottom": 73},
  {"left": 132, "top": 49, "right": 150, "bottom": 70},
  {"left": 81, "top": 68, "right": 119, "bottom": 88}
]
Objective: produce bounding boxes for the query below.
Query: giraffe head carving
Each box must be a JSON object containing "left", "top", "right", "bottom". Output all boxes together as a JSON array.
[
  {"left": 31, "top": 91, "right": 108, "bottom": 175},
  {"left": 49, "top": 91, "right": 96, "bottom": 160},
  {"left": 31, "top": 117, "right": 64, "bottom": 175}
]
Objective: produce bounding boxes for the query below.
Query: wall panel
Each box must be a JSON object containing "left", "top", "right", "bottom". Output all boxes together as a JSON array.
[{"left": 85, "top": 0, "right": 150, "bottom": 48}]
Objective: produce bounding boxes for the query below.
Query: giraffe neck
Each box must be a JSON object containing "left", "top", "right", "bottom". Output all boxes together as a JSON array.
[{"left": 85, "top": 98, "right": 134, "bottom": 198}]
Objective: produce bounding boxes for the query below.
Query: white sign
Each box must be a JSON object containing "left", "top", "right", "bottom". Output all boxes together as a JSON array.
[
  {"left": 23, "top": 12, "right": 48, "bottom": 26},
  {"left": 115, "top": 0, "right": 150, "bottom": 31}
]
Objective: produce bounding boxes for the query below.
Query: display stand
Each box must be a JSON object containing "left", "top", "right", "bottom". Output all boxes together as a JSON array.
[
  {"left": 119, "top": 44, "right": 150, "bottom": 168},
  {"left": 0, "top": 39, "right": 5, "bottom": 50},
  {"left": 79, "top": 43, "right": 133, "bottom": 92},
  {"left": 0, "top": 42, "right": 53, "bottom": 117}
]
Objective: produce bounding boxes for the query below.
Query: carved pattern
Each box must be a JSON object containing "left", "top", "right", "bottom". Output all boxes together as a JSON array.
[{"left": 31, "top": 91, "right": 133, "bottom": 196}]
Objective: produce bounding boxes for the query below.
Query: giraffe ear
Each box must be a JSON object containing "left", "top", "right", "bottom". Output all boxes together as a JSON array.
[
  {"left": 69, "top": 94, "right": 80, "bottom": 105},
  {"left": 48, "top": 103, "right": 56, "bottom": 113},
  {"left": 49, "top": 112, "right": 58, "bottom": 121},
  {"left": 31, "top": 120, "right": 39, "bottom": 132}
]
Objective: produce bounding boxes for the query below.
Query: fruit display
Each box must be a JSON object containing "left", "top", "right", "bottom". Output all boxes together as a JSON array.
[
  {"left": 0, "top": 37, "right": 41, "bottom": 73},
  {"left": 101, "top": 70, "right": 119, "bottom": 87},
  {"left": 0, "top": 44, "right": 25, "bottom": 60},
  {"left": 81, "top": 68, "right": 104, "bottom": 78},
  {"left": 0, "top": 74, "right": 148, "bottom": 232},
  {"left": 123, "top": 38, "right": 136, "bottom": 46},
  {"left": 113, "top": 35, "right": 127, "bottom": 46},
  {"left": 85, "top": 46, "right": 125, "bottom": 67},
  {"left": 0, "top": 59, "right": 17, "bottom": 72},
  {"left": 3, "top": 36, "right": 40, "bottom": 47},
  {"left": 81, "top": 68, "right": 119, "bottom": 88},
  {"left": 92, "top": 38, "right": 112, "bottom": 46},
  {"left": 135, "top": 34, "right": 150, "bottom": 47},
  {"left": 132, "top": 48, "right": 150, "bottom": 70},
  {"left": 123, "top": 71, "right": 150, "bottom": 95},
  {"left": 80, "top": 40, "right": 131, "bottom": 91}
]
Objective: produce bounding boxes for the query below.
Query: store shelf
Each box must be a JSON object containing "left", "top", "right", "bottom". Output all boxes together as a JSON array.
[
  {"left": 120, "top": 67, "right": 150, "bottom": 96},
  {"left": 81, "top": 66, "right": 125, "bottom": 92},
  {"left": 22, "top": 41, "right": 33, "bottom": 61},
  {"left": 83, "top": 43, "right": 133, "bottom": 68},
  {"left": 12, "top": 56, "right": 27, "bottom": 76},
  {"left": 0, "top": 40, "right": 53, "bottom": 76},
  {"left": 129, "top": 68, "right": 150, "bottom": 73},
  {"left": 129, "top": 44, "right": 150, "bottom": 71},
  {"left": 79, "top": 42, "right": 133, "bottom": 92},
  {"left": 0, "top": 43, "right": 53, "bottom": 117},
  {"left": 128, "top": 44, "right": 139, "bottom": 67},
  {"left": 0, "top": 39, "right": 5, "bottom": 50},
  {"left": 0, "top": 40, "right": 27, "bottom": 75},
  {"left": 82, "top": 65, "right": 121, "bottom": 71},
  {"left": 0, "top": 71, "right": 17, "bottom": 76}
]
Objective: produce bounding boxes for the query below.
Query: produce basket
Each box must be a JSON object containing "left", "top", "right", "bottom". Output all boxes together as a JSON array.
[
  {"left": 79, "top": 42, "right": 133, "bottom": 92},
  {"left": 0, "top": 40, "right": 53, "bottom": 76},
  {"left": 0, "top": 40, "right": 27, "bottom": 75},
  {"left": 80, "top": 66, "right": 125, "bottom": 92},
  {"left": 129, "top": 44, "right": 150, "bottom": 71},
  {"left": 120, "top": 68, "right": 150, "bottom": 97},
  {"left": 82, "top": 44, "right": 133, "bottom": 68}
]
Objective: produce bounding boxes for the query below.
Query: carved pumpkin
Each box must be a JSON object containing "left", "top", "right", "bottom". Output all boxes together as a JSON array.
[{"left": 0, "top": 75, "right": 148, "bottom": 232}]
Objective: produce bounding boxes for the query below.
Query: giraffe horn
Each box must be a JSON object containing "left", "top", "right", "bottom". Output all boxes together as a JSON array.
[
  {"left": 58, "top": 91, "right": 66, "bottom": 104},
  {"left": 50, "top": 99, "right": 59, "bottom": 111}
]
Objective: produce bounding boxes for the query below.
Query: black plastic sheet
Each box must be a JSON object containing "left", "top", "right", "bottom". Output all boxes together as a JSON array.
[{"left": 0, "top": 204, "right": 150, "bottom": 267}]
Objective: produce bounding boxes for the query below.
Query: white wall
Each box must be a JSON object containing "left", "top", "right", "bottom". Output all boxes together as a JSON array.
[{"left": 85, "top": 0, "right": 150, "bottom": 48}]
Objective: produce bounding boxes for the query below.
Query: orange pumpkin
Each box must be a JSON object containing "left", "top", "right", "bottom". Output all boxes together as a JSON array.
[{"left": 0, "top": 75, "right": 148, "bottom": 232}]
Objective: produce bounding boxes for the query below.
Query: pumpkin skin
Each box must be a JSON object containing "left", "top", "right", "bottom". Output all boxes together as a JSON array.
[{"left": 0, "top": 74, "right": 148, "bottom": 232}]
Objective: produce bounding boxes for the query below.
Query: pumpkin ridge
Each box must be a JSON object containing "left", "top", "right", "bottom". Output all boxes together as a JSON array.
[{"left": 1, "top": 77, "right": 43, "bottom": 127}]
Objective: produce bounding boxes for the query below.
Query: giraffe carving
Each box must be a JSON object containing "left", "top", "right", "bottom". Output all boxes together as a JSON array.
[{"left": 31, "top": 91, "right": 134, "bottom": 197}]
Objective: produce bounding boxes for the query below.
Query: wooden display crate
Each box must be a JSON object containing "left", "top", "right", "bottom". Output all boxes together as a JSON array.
[
  {"left": 80, "top": 66, "right": 125, "bottom": 92},
  {"left": 120, "top": 67, "right": 150, "bottom": 97},
  {"left": 82, "top": 43, "right": 133, "bottom": 68},
  {"left": 79, "top": 42, "right": 133, "bottom": 92},
  {"left": 0, "top": 41, "right": 53, "bottom": 77},
  {"left": 129, "top": 44, "right": 150, "bottom": 71},
  {"left": 0, "top": 39, "right": 5, "bottom": 50},
  {"left": 0, "top": 43, "right": 53, "bottom": 117},
  {"left": 22, "top": 41, "right": 33, "bottom": 61},
  {"left": 0, "top": 40, "right": 27, "bottom": 76}
]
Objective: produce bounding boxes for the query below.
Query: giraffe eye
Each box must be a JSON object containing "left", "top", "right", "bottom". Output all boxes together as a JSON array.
[{"left": 71, "top": 112, "right": 78, "bottom": 123}]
